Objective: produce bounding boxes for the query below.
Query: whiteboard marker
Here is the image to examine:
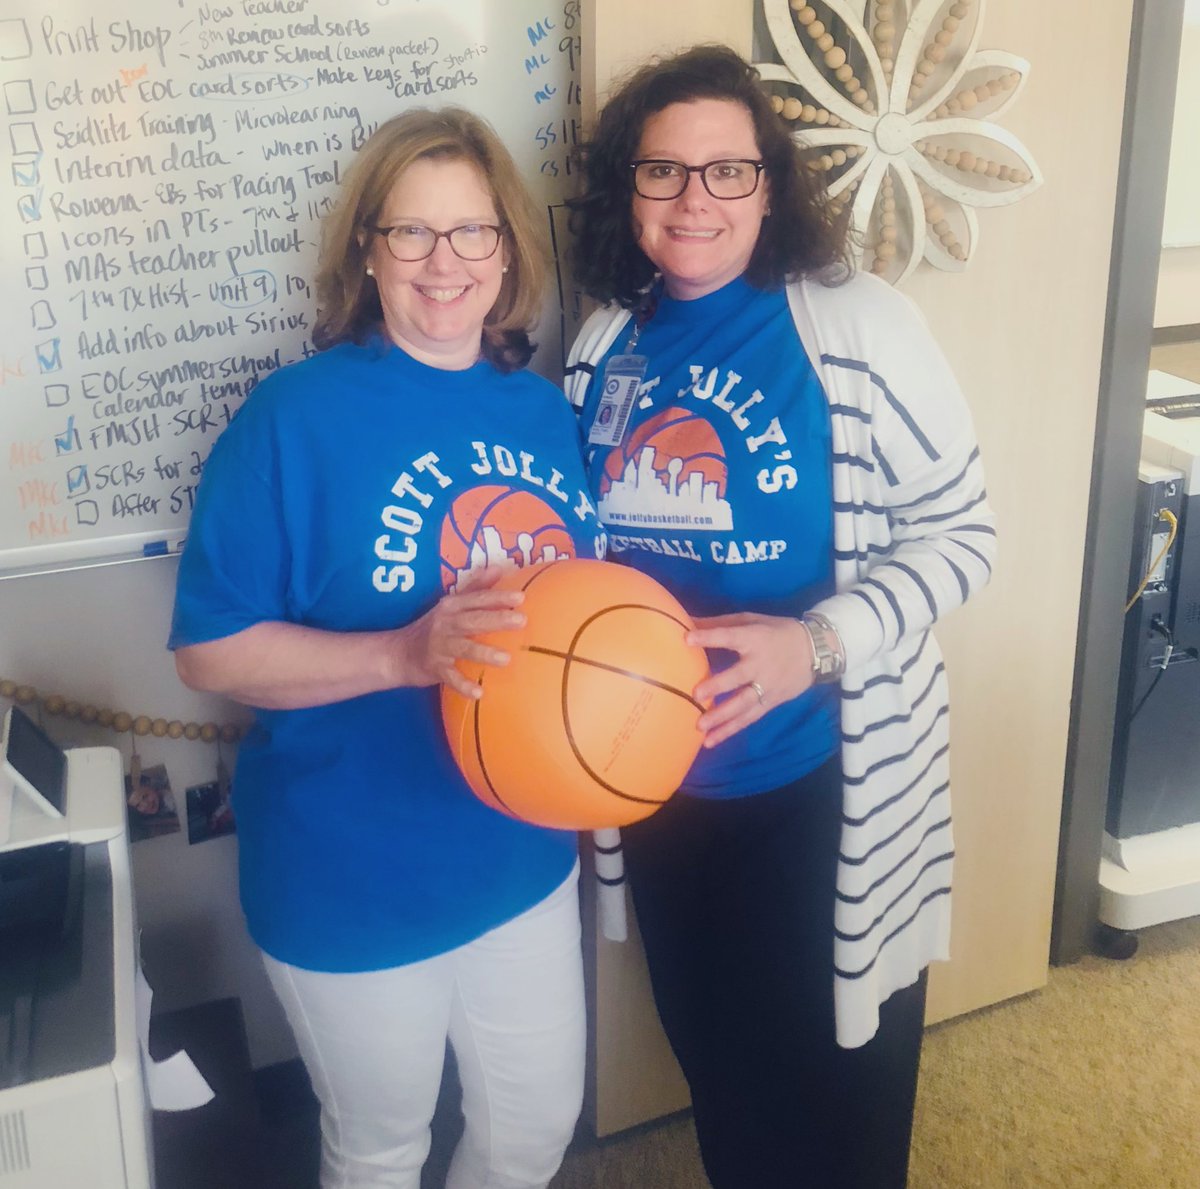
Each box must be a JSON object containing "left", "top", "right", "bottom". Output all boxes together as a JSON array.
[{"left": 142, "top": 537, "right": 188, "bottom": 558}]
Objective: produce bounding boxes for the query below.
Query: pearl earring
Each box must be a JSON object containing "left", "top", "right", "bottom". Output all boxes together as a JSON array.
[
  {"left": 502, "top": 266, "right": 509, "bottom": 274},
  {"left": 365, "top": 266, "right": 374, "bottom": 277}
]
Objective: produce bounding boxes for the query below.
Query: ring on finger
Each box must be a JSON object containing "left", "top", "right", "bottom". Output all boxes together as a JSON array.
[{"left": 748, "top": 680, "right": 766, "bottom": 705}]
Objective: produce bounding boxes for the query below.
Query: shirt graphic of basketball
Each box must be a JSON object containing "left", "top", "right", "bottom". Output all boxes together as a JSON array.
[
  {"left": 598, "top": 407, "right": 732, "bottom": 531},
  {"left": 440, "top": 485, "right": 575, "bottom": 592}
]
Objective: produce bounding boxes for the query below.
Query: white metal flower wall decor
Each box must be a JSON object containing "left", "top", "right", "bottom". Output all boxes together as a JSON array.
[{"left": 755, "top": 0, "right": 1042, "bottom": 283}]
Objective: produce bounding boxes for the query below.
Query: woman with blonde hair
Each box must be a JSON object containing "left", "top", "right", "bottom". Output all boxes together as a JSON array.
[{"left": 172, "top": 108, "right": 603, "bottom": 1189}]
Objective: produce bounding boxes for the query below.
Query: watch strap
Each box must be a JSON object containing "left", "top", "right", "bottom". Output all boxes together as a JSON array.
[{"left": 800, "top": 611, "right": 846, "bottom": 683}]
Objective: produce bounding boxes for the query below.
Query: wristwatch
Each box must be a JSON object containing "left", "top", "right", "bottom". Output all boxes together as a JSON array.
[{"left": 800, "top": 611, "right": 846, "bottom": 684}]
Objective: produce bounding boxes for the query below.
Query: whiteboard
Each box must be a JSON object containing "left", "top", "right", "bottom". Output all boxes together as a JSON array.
[{"left": 0, "top": 0, "right": 583, "bottom": 578}]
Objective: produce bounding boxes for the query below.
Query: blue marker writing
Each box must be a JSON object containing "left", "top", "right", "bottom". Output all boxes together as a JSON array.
[{"left": 142, "top": 537, "right": 188, "bottom": 558}]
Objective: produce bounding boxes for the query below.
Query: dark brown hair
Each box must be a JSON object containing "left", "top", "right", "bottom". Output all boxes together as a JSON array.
[
  {"left": 569, "top": 44, "right": 852, "bottom": 309},
  {"left": 313, "top": 108, "right": 547, "bottom": 372}
]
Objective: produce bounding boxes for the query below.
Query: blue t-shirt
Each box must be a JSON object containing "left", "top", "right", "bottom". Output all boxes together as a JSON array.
[
  {"left": 170, "top": 338, "right": 606, "bottom": 971},
  {"left": 578, "top": 278, "right": 837, "bottom": 798}
]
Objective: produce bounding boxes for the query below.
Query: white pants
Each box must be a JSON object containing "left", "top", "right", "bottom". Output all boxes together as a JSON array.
[{"left": 261, "top": 867, "right": 585, "bottom": 1189}]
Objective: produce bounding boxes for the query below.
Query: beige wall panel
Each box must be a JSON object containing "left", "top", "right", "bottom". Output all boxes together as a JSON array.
[
  {"left": 1156, "top": 246, "right": 1200, "bottom": 328},
  {"left": 580, "top": 870, "right": 690, "bottom": 1136},
  {"left": 908, "top": 0, "right": 1136, "bottom": 1022},
  {"left": 1154, "top": 23, "right": 1200, "bottom": 328},
  {"left": 582, "top": 0, "right": 752, "bottom": 124},
  {"left": 1161, "top": 23, "right": 1200, "bottom": 250}
]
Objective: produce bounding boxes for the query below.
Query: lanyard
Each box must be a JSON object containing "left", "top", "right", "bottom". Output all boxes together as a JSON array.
[{"left": 586, "top": 280, "right": 661, "bottom": 449}]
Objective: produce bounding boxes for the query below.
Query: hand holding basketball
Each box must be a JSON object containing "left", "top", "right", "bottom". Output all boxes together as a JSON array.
[
  {"left": 442, "top": 559, "right": 711, "bottom": 829},
  {"left": 395, "top": 579, "right": 527, "bottom": 699},
  {"left": 688, "top": 612, "right": 817, "bottom": 747}
]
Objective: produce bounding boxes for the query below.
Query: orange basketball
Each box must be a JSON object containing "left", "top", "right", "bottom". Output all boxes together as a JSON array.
[{"left": 441, "top": 558, "right": 710, "bottom": 830}]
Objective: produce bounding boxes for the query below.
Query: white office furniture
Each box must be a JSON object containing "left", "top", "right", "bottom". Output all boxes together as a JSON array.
[{"left": 0, "top": 747, "right": 154, "bottom": 1188}]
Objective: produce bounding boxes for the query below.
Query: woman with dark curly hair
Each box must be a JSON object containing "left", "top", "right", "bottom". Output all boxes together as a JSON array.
[
  {"left": 171, "top": 108, "right": 603, "bottom": 1189},
  {"left": 566, "top": 44, "right": 997, "bottom": 1188}
]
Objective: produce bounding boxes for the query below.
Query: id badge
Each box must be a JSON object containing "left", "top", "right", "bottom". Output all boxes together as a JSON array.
[{"left": 588, "top": 354, "right": 648, "bottom": 447}]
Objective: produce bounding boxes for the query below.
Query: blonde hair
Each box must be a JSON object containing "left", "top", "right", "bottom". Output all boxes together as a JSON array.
[{"left": 313, "top": 108, "right": 548, "bottom": 371}]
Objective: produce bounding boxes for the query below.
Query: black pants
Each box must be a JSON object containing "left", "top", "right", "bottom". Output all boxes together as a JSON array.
[{"left": 622, "top": 758, "right": 927, "bottom": 1189}]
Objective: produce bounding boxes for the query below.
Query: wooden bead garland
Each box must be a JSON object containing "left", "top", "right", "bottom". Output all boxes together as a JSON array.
[
  {"left": 919, "top": 179, "right": 969, "bottom": 261},
  {"left": 761, "top": 0, "right": 1041, "bottom": 282},
  {"left": 933, "top": 71, "right": 1020, "bottom": 120},
  {"left": 791, "top": 4, "right": 875, "bottom": 115},
  {"left": 773, "top": 93, "right": 849, "bottom": 130},
  {"left": 0, "top": 677, "right": 242, "bottom": 744},
  {"left": 910, "top": 0, "right": 976, "bottom": 102},
  {"left": 917, "top": 138, "right": 1031, "bottom": 186},
  {"left": 871, "top": 171, "right": 898, "bottom": 276}
]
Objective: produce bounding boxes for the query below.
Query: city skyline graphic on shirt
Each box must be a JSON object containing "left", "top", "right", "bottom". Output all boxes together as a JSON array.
[
  {"left": 440, "top": 485, "right": 575, "bottom": 591},
  {"left": 599, "top": 407, "right": 732, "bottom": 532}
]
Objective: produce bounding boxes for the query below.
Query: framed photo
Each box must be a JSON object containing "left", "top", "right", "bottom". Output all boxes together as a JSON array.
[
  {"left": 185, "top": 780, "right": 236, "bottom": 844},
  {"left": 125, "top": 763, "right": 180, "bottom": 842}
]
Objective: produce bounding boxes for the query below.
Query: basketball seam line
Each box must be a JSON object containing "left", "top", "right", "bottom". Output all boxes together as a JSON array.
[
  {"left": 556, "top": 601, "right": 702, "bottom": 806},
  {"left": 471, "top": 674, "right": 518, "bottom": 817},
  {"left": 525, "top": 645, "right": 705, "bottom": 712},
  {"left": 463, "top": 580, "right": 702, "bottom": 818}
]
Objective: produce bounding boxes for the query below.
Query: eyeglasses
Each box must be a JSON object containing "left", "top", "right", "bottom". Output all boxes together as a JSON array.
[
  {"left": 371, "top": 222, "right": 504, "bottom": 262},
  {"left": 630, "top": 159, "right": 766, "bottom": 201}
]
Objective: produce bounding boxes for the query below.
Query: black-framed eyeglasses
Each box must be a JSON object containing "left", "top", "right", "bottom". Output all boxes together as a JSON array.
[
  {"left": 371, "top": 222, "right": 505, "bottom": 262},
  {"left": 630, "top": 159, "right": 765, "bottom": 201}
]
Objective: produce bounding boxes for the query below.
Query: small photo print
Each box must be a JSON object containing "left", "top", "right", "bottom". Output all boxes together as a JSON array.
[
  {"left": 186, "top": 780, "right": 236, "bottom": 844},
  {"left": 125, "top": 763, "right": 180, "bottom": 842}
]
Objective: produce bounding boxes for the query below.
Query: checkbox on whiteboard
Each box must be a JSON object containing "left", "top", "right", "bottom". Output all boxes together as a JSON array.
[
  {"left": 54, "top": 416, "right": 80, "bottom": 456},
  {"left": 0, "top": 20, "right": 32, "bottom": 60},
  {"left": 36, "top": 337, "right": 61, "bottom": 373},
  {"left": 17, "top": 190, "right": 43, "bottom": 222},
  {"left": 31, "top": 299, "right": 56, "bottom": 331},
  {"left": 12, "top": 155, "right": 40, "bottom": 187},
  {"left": 4, "top": 79, "right": 35, "bottom": 114},
  {"left": 8, "top": 121, "right": 40, "bottom": 154},
  {"left": 44, "top": 384, "right": 70, "bottom": 408},
  {"left": 23, "top": 231, "right": 46, "bottom": 258},
  {"left": 67, "top": 466, "right": 90, "bottom": 496},
  {"left": 25, "top": 265, "right": 48, "bottom": 290},
  {"left": 75, "top": 499, "right": 100, "bottom": 526}
]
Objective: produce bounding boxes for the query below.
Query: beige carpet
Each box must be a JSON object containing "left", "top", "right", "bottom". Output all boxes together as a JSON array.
[
  {"left": 910, "top": 917, "right": 1200, "bottom": 1188},
  {"left": 551, "top": 915, "right": 1200, "bottom": 1188}
]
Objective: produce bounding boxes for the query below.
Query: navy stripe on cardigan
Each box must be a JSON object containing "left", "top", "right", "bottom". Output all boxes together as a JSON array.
[
  {"left": 842, "top": 661, "right": 943, "bottom": 744},
  {"left": 842, "top": 633, "right": 934, "bottom": 697},
  {"left": 834, "top": 887, "right": 952, "bottom": 980},
  {"left": 892, "top": 489, "right": 991, "bottom": 527},
  {"left": 840, "top": 781, "right": 950, "bottom": 865},
  {"left": 835, "top": 858, "right": 955, "bottom": 942},
  {"left": 888, "top": 447, "right": 984, "bottom": 510},
  {"left": 843, "top": 708, "right": 950, "bottom": 789},
  {"left": 837, "top": 817, "right": 953, "bottom": 903},
  {"left": 820, "top": 354, "right": 942, "bottom": 461}
]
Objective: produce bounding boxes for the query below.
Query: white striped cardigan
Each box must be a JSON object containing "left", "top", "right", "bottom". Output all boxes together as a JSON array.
[{"left": 565, "top": 270, "right": 998, "bottom": 1048}]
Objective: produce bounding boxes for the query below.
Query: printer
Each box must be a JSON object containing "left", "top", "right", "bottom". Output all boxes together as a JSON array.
[
  {"left": 1100, "top": 369, "right": 1200, "bottom": 935},
  {"left": 0, "top": 712, "right": 155, "bottom": 1189}
]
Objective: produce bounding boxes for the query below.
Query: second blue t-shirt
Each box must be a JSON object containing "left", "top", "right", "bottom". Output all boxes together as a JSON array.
[{"left": 577, "top": 278, "right": 838, "bottom": 798}]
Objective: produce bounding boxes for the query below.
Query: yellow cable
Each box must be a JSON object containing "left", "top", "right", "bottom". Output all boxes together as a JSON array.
[{"left": 1124, "top": 508, "right": 1179, "bottom": 613}]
